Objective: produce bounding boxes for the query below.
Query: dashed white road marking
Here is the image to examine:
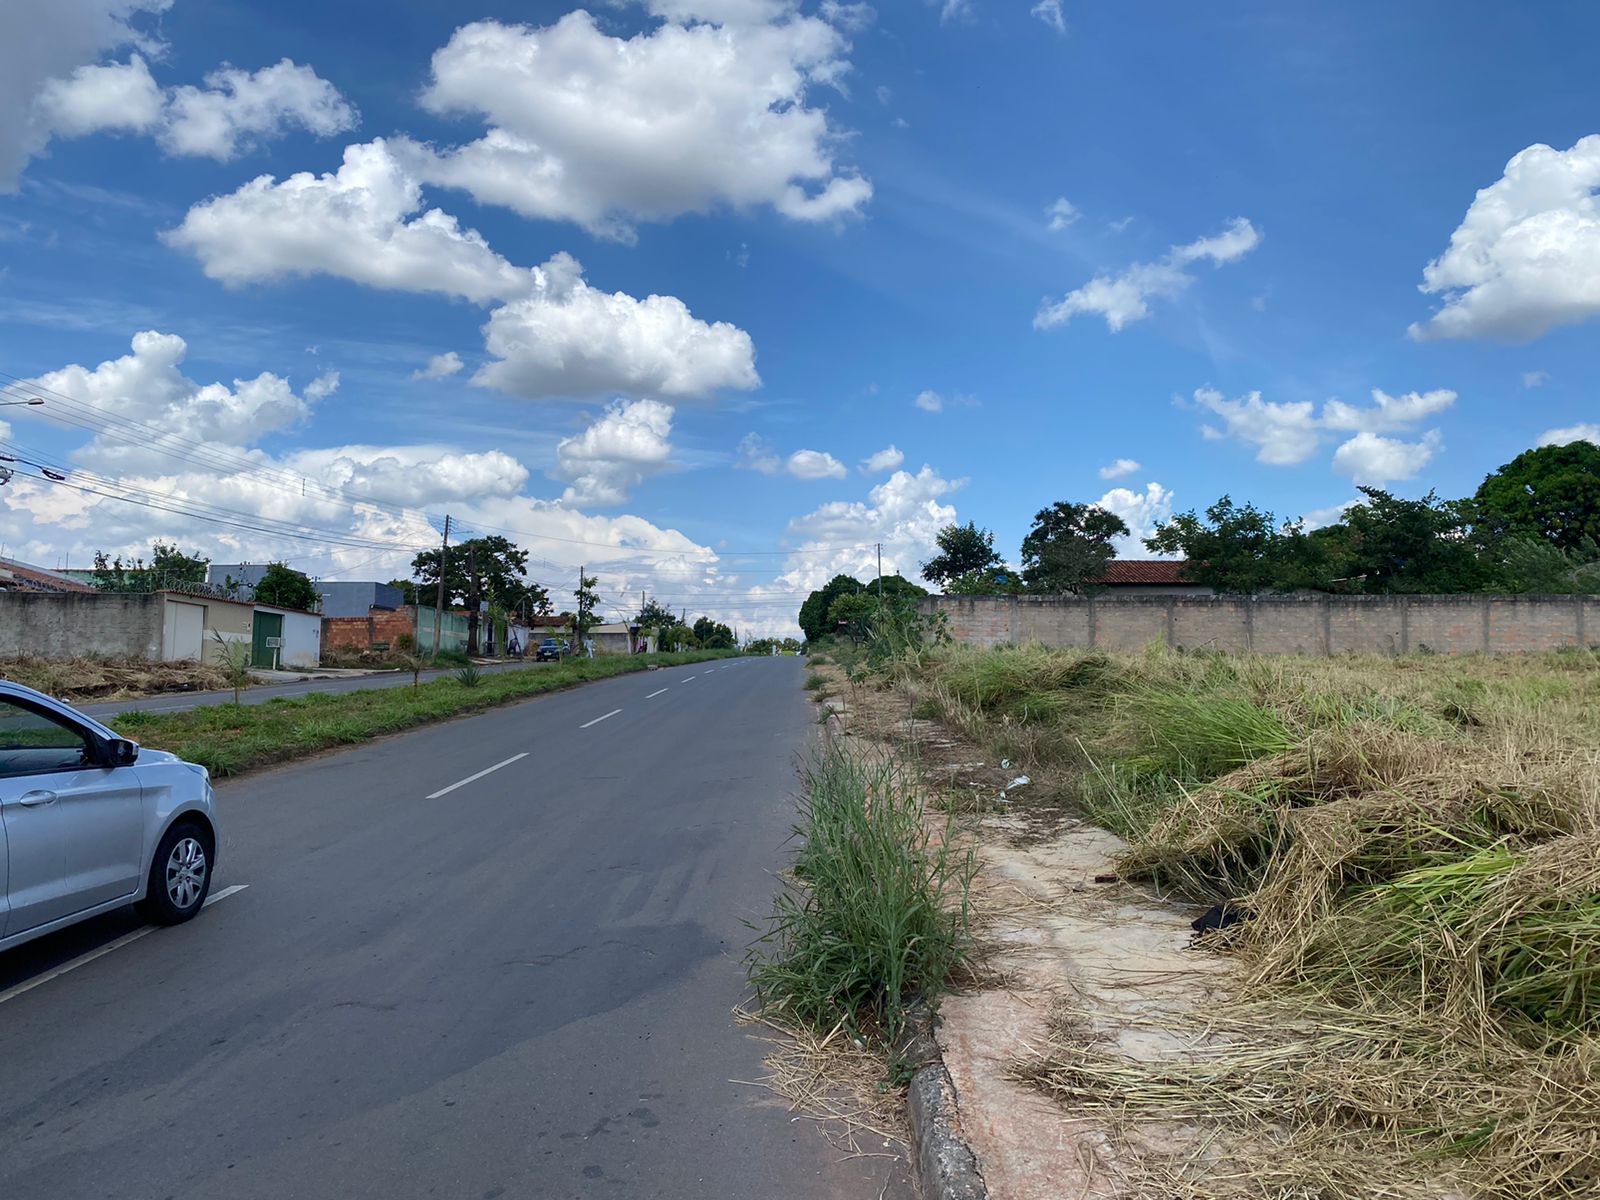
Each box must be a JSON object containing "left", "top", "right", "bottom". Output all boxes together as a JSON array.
[
  {"left": 646, "top": 688, "right": 669, "bottom": 699},
  {"left": 0, "top": 884, "right": 249, "bottom": 1006},
  {"left": 579, "top": 708, "right": 623, "bottom": 729},
  {"left": 425, "top": 752, "right": 529, "bottom": 799},
  {"left": 681, "top": 675, "right": 697, "bottom": 682}
]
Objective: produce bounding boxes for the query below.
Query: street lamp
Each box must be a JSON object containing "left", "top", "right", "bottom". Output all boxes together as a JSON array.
[{"left": 0, "top": 397, "right": 44, "bottom": 407}]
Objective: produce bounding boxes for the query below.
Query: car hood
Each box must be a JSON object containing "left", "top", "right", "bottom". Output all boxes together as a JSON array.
[{"left": 133, "top": 747, "right": 185, "bottom": 767}]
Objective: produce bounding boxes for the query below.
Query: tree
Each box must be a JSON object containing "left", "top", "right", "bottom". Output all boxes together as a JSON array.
[
  {"left": 410, "top": 535, "right": 536, "bottom": 612},
  {"left": 1473, "top": 441, "right": 1600, "bottom": 553},
  {"left": 1316, "top": 488, "right": 1493, "bottom": 594},
  {"left": 922, "top": 522, "right": 1003, "bottom": 588},
  {"left": 1020, "top": 502, "right": 1128, "bottom": 593},
  {"left": 661, "top": 622, "right": 698, "bottom": 651},
  {"left": 826, "top": 575, "right": 929, "bottom": 640},
  {"left": 1494, "top": 536, "right": 1600, "bottom": 594},
  {"left": 92, "top": 542, "right": 210, "bottom": 591},
  {"left": 252, "top": 562, "right": 319, "bottom": 611},
  {"left": 634, "top": 598, "right": 678, "bottom": 634},
  {"left": 388, "top": 577, "right": 419, "bottom": 605},
  {"left": 692, "top": 616, "right": 735, "bottom": 649},
  {"left": 573, "top": 572, "right": 600, "bottom": 651},
  {"left": 1145, "top": 496, "right": 1307, "bottom": 593},
  {"left": 797, "top": 574, "right": 865, "bottom": 643}
]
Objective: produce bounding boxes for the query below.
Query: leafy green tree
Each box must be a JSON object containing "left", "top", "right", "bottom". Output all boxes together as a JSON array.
[
  {"left": 388, "top": 577, "right": 419, "bottom": 605},
  {"left": 797, "top": 574, "right": 865, "bottom": 643},
  {"left": 825, "top": 575, "right": 929, "bottom": 640},
  {"left": 634, "top": 598, "right": 678, "bottom": 634},
  {"left": 1315, "top": 488, "right": 1491, "bottom": 593},
  {"left": 1145, "top": 496, "right": 1308, "bottom": 593},
  {"left": 1020, "top": 502, "right": 1128, "bottom": 593},
  {"left": 692, "top": 616, "right": 736, "bottom": 649},
  {"left": 92, "top": 542, "right": 210, "bottom": 591},
  {"left": 1473, "top": 441, "right": 1600, "bottom": 553},
  {"left": 1494, "top": 536, "right": 1600, "bottom": 594},
  {"left": 251, "top": 562, "right": 319, "bottom": 611},
  {"left": 573, "top": 572, "right": 600, "bottom": 650},
  {"left": 661, "top": 622, "right": 698, "bottom": 651},
  {"left": 921, "top": 522, "right": 1003, "bottom": 588},
  {"left": 410, "top": 535, "right": 538, "bottom": 612}
]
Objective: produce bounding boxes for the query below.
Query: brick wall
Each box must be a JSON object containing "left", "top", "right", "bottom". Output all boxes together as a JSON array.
[
  {"left": 322, "top": 607, "right": 418, "bottom": 654},
  {"left": 922, "top": 594, "right": 1600, "bottom": 656}
]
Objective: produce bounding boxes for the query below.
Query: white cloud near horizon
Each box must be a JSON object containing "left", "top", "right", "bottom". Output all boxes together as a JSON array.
[
  {"left": 1191, "top": 386, "right": 1455, "bottom": 478},
  {"left": 1538, "top": 423, "right": 1600, "bottom": 447},
  {"left": 405, "top": 10, "right": 870, "bottom": 241},
  {"left": 1331, "top": 430, "right": 1442, "bottom": 485},
  {"left": 1094, "top": 481, "right": 1172, "bottom": 555},
  {"left": 777, "top": 465, "right": 961, "bottom": 593},
  {"left": 1036, "top": 218, "right": 1261, "bottom": 332},
  {"left": 1410, "top": 136, "right": 1600, "bottom": 342}
]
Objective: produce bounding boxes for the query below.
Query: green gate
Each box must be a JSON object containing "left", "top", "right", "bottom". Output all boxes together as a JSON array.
[{"left": 251, "top": 611, "right": 284, "bottom": 668}]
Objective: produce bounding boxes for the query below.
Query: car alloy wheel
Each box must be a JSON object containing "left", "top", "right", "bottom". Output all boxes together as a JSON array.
[{"left": 165, "top": 835, "right": 208, "bottom": 911}]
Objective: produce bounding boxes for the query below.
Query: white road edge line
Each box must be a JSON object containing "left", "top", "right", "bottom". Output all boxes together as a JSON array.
[
  {"left": 425, "top": 752, "right": 530, "bottom": 800},
  {"left": 681, "top": 675, "right": 697, "bottom": 681},
  {"left": 580, "top": 708, "right": 623, "bottom": 729},
  {"left": 0, "top": 884, "right": 249, "bottom": 1007},
  {"left": 646, "top": 688, "right": 669, "bottom": 699}
]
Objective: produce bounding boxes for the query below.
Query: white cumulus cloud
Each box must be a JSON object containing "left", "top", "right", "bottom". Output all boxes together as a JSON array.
[
  {"left": 1538, "top": 424, "right": 1600, "bottom": 447},
  {"left": 1523, "top": 370, "right": 1549, "bottom": 389},
  {"left": 1036, "top": 218, "right": 1262, "bottom": 332},
  {"left": 475, "top": 252, "right": 759, "bottom": 402},
  {"left": 1410, "top": 136, "right": 1600, "bottom": 342},
  {"left": 551, "top": 399, "right": 675, "bottom": 506},
  {"left": 777, "top": 465, "right": 962, "bottom": 593},
  {"left": 1331, "top": 430, "right": 1442, "bottom": 485},
  {"left": 1098, "top": 457, "right": 1140, "bottom": 480},
  {"left": 861, "top": 445, "right": 904, "bottom": 473},
  {"left": 413, "top": 352, "right": 464, "bottom": 381},
  {"left": 1192, "top": 386, "right": 1456, "bottom": 470},
  {"left": 914, "top": 389, "right": 944, "bottom": 413},
  {"left": 165, "top": 139, "right": 536, "bottom": 304},
  {"left": 157, "top": 59, "right": 357, "bottom": 160},
  {"left": 1095, "top": 481, "right": 1172, "bottom": 553},
  {"left": 405, "top": 10, "right": 870, "bottom": 241},
  {"left": 786, "top": 449, "right": 848, "bottom": 480}
]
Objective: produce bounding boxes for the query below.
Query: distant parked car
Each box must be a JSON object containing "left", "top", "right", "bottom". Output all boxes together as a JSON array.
[
  {"left": 535, "top": 638, "right": 564, "bottom": 662},
  {"left": 0, "top": 681, "right": 221, "bottom": 953}
]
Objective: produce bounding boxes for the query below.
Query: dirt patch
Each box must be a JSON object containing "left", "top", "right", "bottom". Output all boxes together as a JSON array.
[{"left": 0, "top": 655, "right": 232, "bottom": 702}]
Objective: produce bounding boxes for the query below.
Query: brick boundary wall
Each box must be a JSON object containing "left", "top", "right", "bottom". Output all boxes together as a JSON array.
[
  {"left": 322, "top": 608, "right": 419, "bottom": 654},
  {"left": 921, "top": 594, "right": 1600, "bottom": 656}
]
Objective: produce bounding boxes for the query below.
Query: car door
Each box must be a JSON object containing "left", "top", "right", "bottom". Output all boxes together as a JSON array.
[{"left": 0, "top": 696, "right": 145, "bottom": 938}]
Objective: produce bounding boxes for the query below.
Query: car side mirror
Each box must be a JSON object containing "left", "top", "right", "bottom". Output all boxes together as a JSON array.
[{"left": 106, "top": 737, "right": 140, "bottom": 766}]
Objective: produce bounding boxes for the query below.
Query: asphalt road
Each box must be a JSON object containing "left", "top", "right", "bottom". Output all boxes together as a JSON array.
[
  {"left": 0, "top": 656, "right": 911, "bottom": 1200},
  {"left": 78, "top": 659, "right": 548, "bottom": 720}
]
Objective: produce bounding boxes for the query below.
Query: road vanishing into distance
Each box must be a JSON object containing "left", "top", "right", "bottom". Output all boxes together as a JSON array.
[{"left": 0, "top": 657, "right": 911, "bottom": 1200}]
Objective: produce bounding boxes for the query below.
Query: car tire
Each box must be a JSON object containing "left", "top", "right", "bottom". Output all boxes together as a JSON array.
[{"left": 137, "top": 821, "right": 214, "bottom": 925}]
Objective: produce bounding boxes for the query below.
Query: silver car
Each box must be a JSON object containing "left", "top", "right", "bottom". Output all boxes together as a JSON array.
[{"left": 0, "top": 680, "right": 220, "bottom": 953}]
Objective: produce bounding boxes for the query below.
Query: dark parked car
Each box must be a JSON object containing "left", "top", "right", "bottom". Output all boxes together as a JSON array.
[{"left": 535, "top": 638, "right": 563, "bottom": 662}]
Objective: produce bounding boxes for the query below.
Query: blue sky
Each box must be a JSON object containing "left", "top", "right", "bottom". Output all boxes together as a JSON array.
[{"left": 2, "top": 1, "right": 1597, "bottom": 634}]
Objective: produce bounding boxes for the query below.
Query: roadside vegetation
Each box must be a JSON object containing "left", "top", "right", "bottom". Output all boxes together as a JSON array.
[
  {"left": 885, "top": 639, "right": 1600, "bottom": 1197},
  {"left": 111, "top": 650, "right": 734, "bottom": 778},
  {"left": 746, "top": 745, "right": 974, "bottom": 1058}
]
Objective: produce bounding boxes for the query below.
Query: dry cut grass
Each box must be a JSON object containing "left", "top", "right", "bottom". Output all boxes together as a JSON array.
[
  {"left": 0, "top": 654, "right": 231, "bottom": 701},
  {"left": 896, "top": 640, "right": 1600, "bottom": 1198}
]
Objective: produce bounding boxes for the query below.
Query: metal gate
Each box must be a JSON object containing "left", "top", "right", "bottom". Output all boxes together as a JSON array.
[{"left": 250, "top": 611, "right": 284, "bottom": 668}]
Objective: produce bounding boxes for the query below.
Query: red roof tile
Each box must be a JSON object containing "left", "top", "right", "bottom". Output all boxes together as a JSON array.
[{"left": 1094, "top": 559, "right": 1190, "bottom": 585}]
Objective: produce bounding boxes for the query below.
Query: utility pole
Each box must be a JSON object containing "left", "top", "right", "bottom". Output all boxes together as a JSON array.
[
  {"left": 432, "top": 514, "right": 451, "bottom": 660},
  {"left": 576, "top": 564, "right": 585, "bottom": 657},
  {"left": 876, "top": 542, "right": 884, "bottom": 601},
  {"left": 466, "top": 543, "right": 481, "bottom": 657}
]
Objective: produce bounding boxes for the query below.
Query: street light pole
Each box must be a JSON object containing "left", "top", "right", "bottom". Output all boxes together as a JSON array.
[{"left": 0, "top": 398, "right": 45, "bottom": 408}]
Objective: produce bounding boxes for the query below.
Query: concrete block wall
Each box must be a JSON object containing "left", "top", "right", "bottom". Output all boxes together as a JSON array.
[
  {"left": 0, "top": 592, "right": 166, "bottom": 659},
  {"left": 923, "top": 593, "right": 1600, "bottom": 657}
]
